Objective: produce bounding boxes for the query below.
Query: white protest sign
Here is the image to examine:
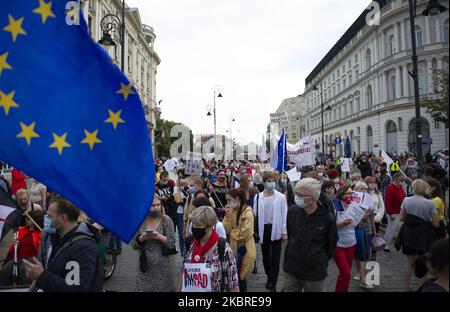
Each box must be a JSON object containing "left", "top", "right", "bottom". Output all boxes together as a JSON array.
[
  {"left": 181, "top": 263, "right": 212, "bottom": 292},
  {"left": 270, "top": 112, "right": 288, "bottom": 130},
  {"left": 185, "top": 152, "right": 203, "bottom": 176},
  {"left": 287, "top": 134, "right": 315, "bottom": 166},
  {"left": 381, "top": 150, "right": 394, "bottom": 168},
  {"left": 163, "top": 158, "right": 179, "bottom": 172},
  {"left": 286, "top": 167, "right": 302, "bottom": 182},
  {"left": 340, "top": 158, "right": 351, "bottom": 172},
  {"left": 341, "top": 192, "right": 374, "bottom": 227}
]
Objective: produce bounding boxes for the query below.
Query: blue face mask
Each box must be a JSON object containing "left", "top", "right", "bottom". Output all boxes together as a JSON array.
[
  {"left": 265, "top": 182, "right": 275, "bottom": 190},
  {"left": 44, "top": 215, "right": 56, "bottom": 234},
  {"left": 189, "top": 186, "right": 196, "bottom": 194}
]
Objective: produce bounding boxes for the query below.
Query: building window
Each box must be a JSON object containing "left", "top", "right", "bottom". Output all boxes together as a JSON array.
[
  {"left": 415, "top": 26, "right": 423, "bottom": 48},
  {"left": 349, "top": 74, "right": 352, "bottom": 85},
  {"left": 343, "top": 64, "right": 345, "bottom": 72},
  {"left": 390, "top": 75, "right": 396, "bottom": 99},
  {"left": 442, "top": 19, "right": 449, "bottom": 43},
  {"left": 355, "top": 54, "right": 358, "bottom": 63},
  {"left": 337, "top": 69, "right": 340, "bottom": 77},
  {"left": 366, "top": 85, "right": 373, "bottom": 107},
  {"left": 356, "top": 98, "right": 360, "bottom": 112},
  {"left": 356, "top": 70, "right": 359, "bottom": 80},
  {"left": 348, "top": 59, "right": 351, "bottom": 68},
  {"left": 349, "top": 101, "right": 354, "bottom": 115},
  {"left": 388, "top": 34, "right": 396, "bottom": 55},
  {"left": 418, "top": 68, "right": 426, "bottom": 95},
  {"left": 365, "top": 48, "right": 371, "bottom": 69},
  {"left": 343, "top": 79, "right": 346, "bottom": 89}
]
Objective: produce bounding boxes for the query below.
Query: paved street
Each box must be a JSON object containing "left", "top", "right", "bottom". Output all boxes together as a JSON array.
[{"left": 104, "top": 226, "right": 419, "bottom": 292}]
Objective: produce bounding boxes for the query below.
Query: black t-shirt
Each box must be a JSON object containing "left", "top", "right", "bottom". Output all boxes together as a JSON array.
[
  {"left": 155, "top": 182, "right": 177, "bottom": 212},
  {"left": 210, "top": 184, "right": 228, "bottom": 208}
]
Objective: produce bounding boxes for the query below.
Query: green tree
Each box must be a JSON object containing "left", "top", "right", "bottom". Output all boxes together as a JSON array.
[
  {"left": 421, "top": 56, "right": 449, "bottom": 127},
  {"left": 155, "top": 118, "right": 194, "bottom": 159}
]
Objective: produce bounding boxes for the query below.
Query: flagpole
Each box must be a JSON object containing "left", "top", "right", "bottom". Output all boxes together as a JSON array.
[{"left": 282, "top": 129, "right": 286, "bottom": 174}]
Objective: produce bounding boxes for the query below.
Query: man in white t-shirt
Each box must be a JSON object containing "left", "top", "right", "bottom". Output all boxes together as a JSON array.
[{"left": 253, "top": 172, "right": 288, "bottom": 292}]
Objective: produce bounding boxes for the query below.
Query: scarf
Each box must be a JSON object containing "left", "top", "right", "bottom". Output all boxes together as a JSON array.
[{"left": 191, "top": 230, "right": 220, "bottom": 263}]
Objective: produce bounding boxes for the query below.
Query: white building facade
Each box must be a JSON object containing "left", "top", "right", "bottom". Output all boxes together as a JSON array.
[
  {"left": 303, "top": 0, "right": 449, "bottom": 158},
  {"left": 273, "top": 95, "right": 305, "bottom": 144},
  {"left": 81, "top": 0, "right": 161, "bottom": 153}
]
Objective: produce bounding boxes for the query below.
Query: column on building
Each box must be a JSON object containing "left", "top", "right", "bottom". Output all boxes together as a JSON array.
[
  {"left": 425, "top": 15, "right": 431, "bottom": 45},
  {"left": 403, "top": 64, "right": 410, "bottom": 98},
  {"left": 382, "top": 71, "right": 387, "bottom": 102},
  {"left": 396, "top": 21, "right": 401, "bottom": 52},
  {"left": 435, "top": 18, "right": 441, "bottom": 42},
  {"left": 395, "top": 66, "right": 402, "bottom": 99},
  {"left": 374, "top": 34, "right": 379, "bottom": 64},
  {"left": 427, "top": 59, "right": 434, "bottom": 94},
  {"left": 402, "top": 19, "right": 408, "bottom": 50},
  {"left": 400, "top": 19, "right": 406, "bottom": 51},
  {"left": 437, "top": 57, "right": 443, "bottom": 91},
  {"left": 374, "top": 74, "right": 379, "bottom": 105}
]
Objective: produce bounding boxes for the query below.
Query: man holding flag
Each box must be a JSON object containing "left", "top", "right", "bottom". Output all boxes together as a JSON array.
[{"left": 0, "top": 0, "right": 155, "bottom": 291}]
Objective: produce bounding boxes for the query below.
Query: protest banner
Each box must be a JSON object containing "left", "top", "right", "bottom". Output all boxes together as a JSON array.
[
  {"left": 185, "top": 152, "right": 203, "bottom": 176},
  {"left": 181, "top": 263, "right": 212, "bottom": 292},
  {"left": 287, "top": 134, "right": 315, "bottom": 166},
  {"left": 163, "top": 158, "right": 179, "bottom": 172},
  {"left": 341, "top": 192, "right": 374, "bottom": 227},
  {"left": 340, "top": 158, "right": 351, "bottom": 172},
  {"left": 286, "top": 167, "right": 302, "bottom": 182}
]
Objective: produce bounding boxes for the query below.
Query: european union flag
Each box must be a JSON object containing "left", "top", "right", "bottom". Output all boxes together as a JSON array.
[{"left": 0, "top": 0, "right": 155, "bottom": 242}]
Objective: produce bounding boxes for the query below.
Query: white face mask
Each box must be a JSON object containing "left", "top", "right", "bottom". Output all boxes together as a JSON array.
[
  {"left": 318, "top": 172, "right": 323, "bottom": 177},
  {"left": 294, "top": 196, "right": 306, "bottom": 208}
]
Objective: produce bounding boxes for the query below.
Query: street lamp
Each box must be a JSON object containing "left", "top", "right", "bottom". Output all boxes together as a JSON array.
[
  {"left": 313, "top": 83, "right": 332, "bottom": 161},
  {"left": 409, "top": 0, "right": 446, "bottom": 167},
  {"left": 207, "top": 86, "right": 223, "bottom": 155},
  {"left": 227, "top": 116, "right": 236, "bottom": 160},
  {"left": 98, "top": 0, "right": 126, "bottom": 72}
]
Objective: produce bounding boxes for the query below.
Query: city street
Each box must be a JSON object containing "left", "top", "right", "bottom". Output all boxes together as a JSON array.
[{"left": 104, "top": 227, "right": 420, "bottom": 292}]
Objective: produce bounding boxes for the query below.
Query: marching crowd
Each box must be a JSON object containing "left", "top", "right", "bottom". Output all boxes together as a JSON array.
[{"left": 0, "top": 151, "right": 448, "bottom": 292}]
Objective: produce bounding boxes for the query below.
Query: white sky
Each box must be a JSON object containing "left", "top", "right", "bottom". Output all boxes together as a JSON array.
[{"left": 127, "top": 0, "right": 371, "bottom": 145}]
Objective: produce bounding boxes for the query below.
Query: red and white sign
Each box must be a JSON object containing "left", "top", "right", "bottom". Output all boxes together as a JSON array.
[{"left": 181, "top": 263, "right": 212, "bottom": 292}]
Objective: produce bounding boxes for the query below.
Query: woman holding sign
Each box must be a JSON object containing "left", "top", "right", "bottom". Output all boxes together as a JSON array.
[
  {"left": 332, "top": 185, "right": 358, "bottom": 292},
  {"left": 181, "top": 206, "right": 240, "bottom": 292}
]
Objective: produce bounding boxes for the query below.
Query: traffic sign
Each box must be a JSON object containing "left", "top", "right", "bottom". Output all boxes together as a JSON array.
[{"left": 335, "top": 137, "right": 342, "bottom": 145}]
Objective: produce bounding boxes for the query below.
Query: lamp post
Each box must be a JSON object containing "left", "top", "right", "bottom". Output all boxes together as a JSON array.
[
  {"left": 226, "top": 116, "right": 236, "bottom": 160},
  {"left": 313, "top": 83, "right": 331, "bottom": 161},
  {"left": 207, "top": 86, "right": 223, "bottom": 155},
  {"left": 409, "top": 0, "right": 447, "bottom": 166},
  {"left": 98, "top": 0, "right": 126, "bottom": 73}
]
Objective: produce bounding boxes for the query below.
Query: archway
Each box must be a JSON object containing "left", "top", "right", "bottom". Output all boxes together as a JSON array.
[{"left": 409, "top": 117, "right": 431, "bottom": 154}]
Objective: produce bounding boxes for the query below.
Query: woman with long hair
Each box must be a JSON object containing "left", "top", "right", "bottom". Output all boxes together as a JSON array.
[
  {"left": 222, "top": 189, "right": 256, "bottom": 292},
  {"left": 131, "top": 194, "right": 176, "bottom": 292}
]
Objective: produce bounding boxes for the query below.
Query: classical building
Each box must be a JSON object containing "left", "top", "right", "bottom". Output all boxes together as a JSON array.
[
  {"left": 81, "top": 0, "right": 161, "bottom": 153},
  {"left": 272, "top": 95, "right": 305, "bottom": 144},
  {"left": 303, "top": 0, "right": 448, "bottom": 158}
]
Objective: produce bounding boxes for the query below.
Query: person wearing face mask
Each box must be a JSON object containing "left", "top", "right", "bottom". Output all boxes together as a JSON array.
[
  {"left": 131, "top": 195, "right": 176, "bottom": 292},
  {"left": 181, "top": 206, "right": 240, "bottom": 292},
  {"left": 209, "top": 170, "right": 229, "bottom": 220},
  {"left": 383, "top": 173, "right": 407, "bottom": 252},
  {"left": 231, "top": 165, "right": 247, "bottom": 189},
  {"left": 222, "top": 190, "right": 256, "bottom": 292},
  {"left": 357, "top": 156, "right": 373, "bottom": 179},
  {"left": 332, "top": 185, "right": 358, "bottom": 292},
  {"left": 238, "top": 174, "right": 257, "bottom": 207},
  {"left": 364, "top": 176, "right": 385, "bottom": 250},
  {"left": 24, "top": 197, "right": 103, "bottom": 292},
  {"left": 315, "top": 165, "right": 329, "bottom": 181},
  {"left": 0, "top": 210, "right": 43, "bottom": 286},
  {"left": 377, "top": 162, "right": 392, "bottom": 201},
  {"left": 282, "top": 178, "right": 338, "bottom": 292},
  {"left": 252, "top": 172, "right": 288, "bottom": 292},
  {"left": 155, "top": 171, "right": 178, "bottom": 234}
]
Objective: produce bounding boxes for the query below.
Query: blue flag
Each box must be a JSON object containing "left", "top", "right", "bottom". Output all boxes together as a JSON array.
[
  {"left": 0, "top": 0, "right": 155, "bottom": 242},
  {"left": 269, "top": 130, "right": 288, "bottom": 173}
]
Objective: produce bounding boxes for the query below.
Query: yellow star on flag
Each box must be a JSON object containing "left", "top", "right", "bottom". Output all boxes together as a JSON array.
[
  {"left": 105, "top": 109, "right": 125, "bottom": 130},
  {"left": 17, "top": 122, "right": 39, "bottom": 145},
  {"left": 0, "top": 52, "right": 12, "bottom": 76},
  {"left": 50, "top": 132, "right": 71, "bottom": 155},
  {"left": 3, "top": 15, "right": 27, "bottom": 42},
  {"left": 0, "top": 90, "right": 19, "bottom": 116},
  {"left": 116, "top": 82, "right": 135, "bottom": 101},
  {"left": 33, "top": 0, "right": 56, "bottom": 24},
  {"left": 81, "top": 129, "right": 102, "bottom": 151}
]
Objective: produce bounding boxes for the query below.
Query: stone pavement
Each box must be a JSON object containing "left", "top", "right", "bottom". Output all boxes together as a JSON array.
[{"left": 104, "top": 226, "right": 420, "bottom": 292}]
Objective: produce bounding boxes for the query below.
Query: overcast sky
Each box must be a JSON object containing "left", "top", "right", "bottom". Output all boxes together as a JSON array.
[{"left": 127, "top": 0, "right": 370, "bottom": 145}]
